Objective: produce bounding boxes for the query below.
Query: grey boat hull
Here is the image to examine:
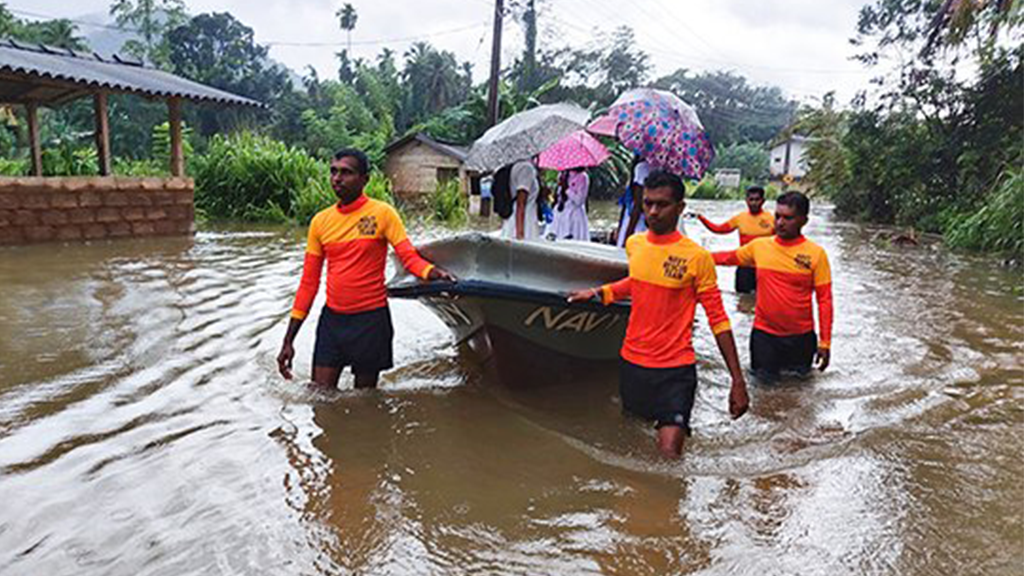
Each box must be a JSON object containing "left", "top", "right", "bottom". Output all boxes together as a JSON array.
[{"left": 388, "top": 233, "right": 631, "bottom": 385}]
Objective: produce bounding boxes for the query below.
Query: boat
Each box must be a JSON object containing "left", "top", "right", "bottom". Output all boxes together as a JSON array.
[{"left": 387, "top": 233, "right": 631, "bottom": 386}]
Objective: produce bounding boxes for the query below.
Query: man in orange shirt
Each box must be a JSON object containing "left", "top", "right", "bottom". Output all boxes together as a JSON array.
[
  {"left": 568, "top": 170, "right": 749, "bottom": 459},
  {"left": 277, "top": 149, "right": 454, "bottom": 389},
  {"left": 695, "top": 186, "right": 774, "bottom": 294},
  {"left": 712, "top": 191, "right": 832, "bottom": 380}
]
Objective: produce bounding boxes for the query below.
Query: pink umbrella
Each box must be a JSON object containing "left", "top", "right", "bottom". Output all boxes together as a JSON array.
[
  {"left": 586, "top": 115, "right": 618, "bottom": 137},
  {"left": 538, "top": 130, "right": 611, "bottom": 170}
]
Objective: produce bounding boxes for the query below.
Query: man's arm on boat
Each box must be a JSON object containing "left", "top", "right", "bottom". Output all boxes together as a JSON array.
[
  {"left": 813, "top": 250, "right": 834, "bottom": 372},
  {"left": 279, "top": 219, "right": 325, "bottom": 378},
  {"left": 695, "top": 252, "right": 748, "bottom": 418},
  {"left": 383, "top": 205, "right": 455, "bottom": 282},
  {"left": 697, "top": 214, "right": 737, "bottom": 234},
  {"left": 566, "top": 277, "right": 631, "bottom": 303}
]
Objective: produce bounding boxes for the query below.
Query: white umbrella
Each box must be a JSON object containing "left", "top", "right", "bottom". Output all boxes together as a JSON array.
[{"left": 466, "top": 102, "right": 590, "bottom": 172}]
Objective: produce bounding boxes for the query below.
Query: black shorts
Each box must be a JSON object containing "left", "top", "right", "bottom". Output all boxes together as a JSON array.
[
  {"left": 736, "top": 266, "right": 756, "bottom": 294},
  {"left": 313, "top": 306, "right": 394, "bottom": 373},
  {"left": 750, "top": 328, "right": 816, "bottom": 378},
  {"left": 619, "top": 360, "right": 698, "bottom": 432}
]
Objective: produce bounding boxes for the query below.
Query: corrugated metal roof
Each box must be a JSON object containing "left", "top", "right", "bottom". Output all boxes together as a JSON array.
[
  {"left": 0, "top": 38, "right": 264, "bottom": 107},
  {"left": 384, "top": 132, "right": 468, "bottom": 162}
]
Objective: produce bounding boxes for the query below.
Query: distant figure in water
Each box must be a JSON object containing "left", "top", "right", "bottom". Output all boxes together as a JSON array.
[
  {"left": 277, "top": 148, "right": 455, "bottom": 389},
  {"left": 712, "top": 191, "right": 833, "bottom": 381},
  {"left": 694, "top": 186, "right": 774, "bottom": 294},
  {"left": 551, "top": 167, "right": 591, "bottom": 241},
  {"left": 569, "top": 170, "right": 749, "bottom": 459}
]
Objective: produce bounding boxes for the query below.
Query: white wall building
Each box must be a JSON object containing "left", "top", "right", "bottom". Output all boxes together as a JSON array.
[{"left": 769, "top": 135, "right": 814, "bottom": 180}]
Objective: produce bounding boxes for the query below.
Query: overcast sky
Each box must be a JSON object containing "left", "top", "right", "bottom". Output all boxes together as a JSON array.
[{"left": 11, "top": 0, "right": 889, "bottom": 105}]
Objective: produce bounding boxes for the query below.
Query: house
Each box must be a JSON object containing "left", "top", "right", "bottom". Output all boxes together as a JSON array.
[
  {"left": 769, "top": 134, "right": 815, "bottom": 192},
  {"left": 383, "top": 132, "right": 472, "bottom": 204}
]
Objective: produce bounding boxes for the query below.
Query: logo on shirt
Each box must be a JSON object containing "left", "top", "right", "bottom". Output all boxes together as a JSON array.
[
  {"left": 794, "top": 254, "right": 812, "bottom": 270},
  {"left": 357, "top": 215, "right": 377, "bottom": 236},
  {"left": 662, "top": 255, "right": 688, "bottom": 280},
  {"left": 759, "top": 220, "right": 772, "bottom": 229}
]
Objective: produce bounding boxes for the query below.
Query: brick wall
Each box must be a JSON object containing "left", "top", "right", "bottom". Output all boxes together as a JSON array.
[{"left": 0, "top": 177, "right": 195, "bottom": 245}]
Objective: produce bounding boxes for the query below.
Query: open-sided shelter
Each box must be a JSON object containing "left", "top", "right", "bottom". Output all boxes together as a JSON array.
[{"left": 0, "top": 39, "right": 263, "bottom": 244}]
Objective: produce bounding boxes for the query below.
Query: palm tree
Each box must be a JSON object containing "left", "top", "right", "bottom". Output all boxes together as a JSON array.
[
  {"left": 37, "top": 19, "right": 87, "bottom": 51},
  {"left": 336, "top": 3, "right": 358, "bottom": 52}
]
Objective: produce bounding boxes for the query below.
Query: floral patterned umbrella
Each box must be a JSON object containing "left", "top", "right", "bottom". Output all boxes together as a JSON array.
[
  {"left": 537, "top": 130, "right": 611, "bottom": 170},
  {"left": 598, "top": 88, "right": 715, "bottom": 179}
]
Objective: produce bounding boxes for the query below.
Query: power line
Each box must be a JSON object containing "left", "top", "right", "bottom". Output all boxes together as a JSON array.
[
  {"left": 7, "top": 8, "right": 142, "bottom": 33},
  {"left": 264, "top": 23, "right": 490, "bottom": 47},
  {"left": 8, "top": 6, "right": 489, "bottom": 51}
]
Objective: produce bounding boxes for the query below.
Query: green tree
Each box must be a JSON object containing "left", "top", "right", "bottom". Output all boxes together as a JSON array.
[
  {"left": 791, "top": 92, "right": 851, "bottom": 196},
  {"left": 399, "top": 42, "right": 472, "bottom": 129},
  {"left": 711, "top": 142, "right": 770, "bottom": 182},
  {"left": 19, "top": 19, "right": 88, "bottom": 50},
  {"left": 823, "top": 0, "right": 1022, "bottom": 257},
  {"left": 653, "top": 69, "right": 797, "bottom": 146},
  {"left": 109, "top": 0, "right": 187, "bottom": 66},
  {"left": 561, "top": 26, "right": 649, "bottom": 106},
  {"left": 336, "top": 3, "right": 358, "bottom": 52},
  {"left": 166, "top": 12, "right": 292, "bottom": 135}
]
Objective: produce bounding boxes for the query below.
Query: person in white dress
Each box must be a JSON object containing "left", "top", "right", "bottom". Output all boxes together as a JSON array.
[
  {"left": 500, "top": 159, "right": 541, "bottom": 241},
  {"left": 616, "top": 159, "right": 649, "bottom": 246},
  {"left": 551, "top": 168, "right": 590, "bottom": 241}
]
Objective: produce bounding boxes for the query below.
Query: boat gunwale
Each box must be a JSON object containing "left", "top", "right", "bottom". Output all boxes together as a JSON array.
[{"left": 387, "top": 279, "right": 630, "bottom": 313}]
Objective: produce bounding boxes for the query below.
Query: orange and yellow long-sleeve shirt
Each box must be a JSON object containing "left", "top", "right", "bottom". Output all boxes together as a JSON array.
[
  {"left": 713, "top": 236, "right": 833, "bottom": 348},
  {"left": 291, "top": 195, "right": 434, "bottom": 319},
  {"left": 698, "top": 210, "right": 775, "bottom": 246},
  {"left": 599, "top": 231, "right": 732, "bottom": 368}
]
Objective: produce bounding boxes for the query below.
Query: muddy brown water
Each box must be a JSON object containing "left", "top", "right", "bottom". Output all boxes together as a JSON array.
[{"left": 0, "top": 201, "right": 1021, "bottom": 575}]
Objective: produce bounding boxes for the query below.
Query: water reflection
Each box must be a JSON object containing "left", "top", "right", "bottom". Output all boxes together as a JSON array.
[{"left": 0, "top": 202, "right": 1021, "bottom": 575}]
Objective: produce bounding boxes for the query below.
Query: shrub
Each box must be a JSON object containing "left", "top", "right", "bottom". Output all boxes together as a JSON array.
[
  {"left": 364, "top": 170, "right": 397, "bottom": 206},
  {"left": 430, "top": 178, "right": 467, "bottom": 226},
  {"left": 290, "top": 175, "right": 335, "bottom": 225},
  {"left": 113, "top": 157, "right": 168, "bottom": 177},
  {"left": 192, "top": 131, "right": 323, "bottom": 221},
  {"left": 41, "top": 143, "right": 98, "bottom": 176},
  {"left": 944, "top": 163, "right": 1024, "bottom": 261},
  {"left": 690, "top": 177, "right": 732, "bottom": 200},
  {"left": 0, "top": 157, "right": 27, "bottom": 176}
]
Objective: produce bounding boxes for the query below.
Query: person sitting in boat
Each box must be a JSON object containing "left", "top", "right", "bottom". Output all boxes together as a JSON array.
[
  {"left": 551, "top": 167, "right": 591, "bottom": 241},
  {"left": 277, "top": 148, "right": 456, "bottom": 389},
  {"left": 711, "top": 191, "right": 833, "bottom": 381},
  {"left": 568, "top": 170, "right": 749, "bottom": 459},
  {"left": 614, "top": 158, "right": 649, "bottom": 246},
  {"left": 500, "top": 158, "right": 542, "bottom": 241},
  {"left": 693, "top": 186, "right": 774, "bottom": 294}
]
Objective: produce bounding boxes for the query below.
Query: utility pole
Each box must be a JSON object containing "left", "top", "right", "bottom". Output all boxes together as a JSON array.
[{"left": 486, "top": 0, "right": 504, "bottom": 127}]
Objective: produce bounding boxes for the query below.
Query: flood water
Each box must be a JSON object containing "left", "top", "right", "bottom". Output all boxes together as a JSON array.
[{"left": 0, "top": 200, "right": 1021, "bottom": 575}]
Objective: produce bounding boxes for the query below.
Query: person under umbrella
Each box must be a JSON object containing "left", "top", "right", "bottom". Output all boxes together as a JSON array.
[
  {"left": 500, "top": 157, "right": 542, "bottom": 241},
  {"left": 615, "top": 157, "right": 649, "bottom": 247},
  {"left": 550, "top": 167, "right": 591, "bottom": 241}
]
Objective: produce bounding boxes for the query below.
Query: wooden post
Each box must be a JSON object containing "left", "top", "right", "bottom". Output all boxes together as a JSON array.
[
  {"left": 167, "top": 97, "right": 184, "bottom": 177},
  {"left": 94, "top": 92, "right": 111, "bottom": 176},
  {"left": 486, "top": 0, "right": 504, "bottom": 127},
  {"left": 26, "top": 102, "right": 42, "bottom": 177}
]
